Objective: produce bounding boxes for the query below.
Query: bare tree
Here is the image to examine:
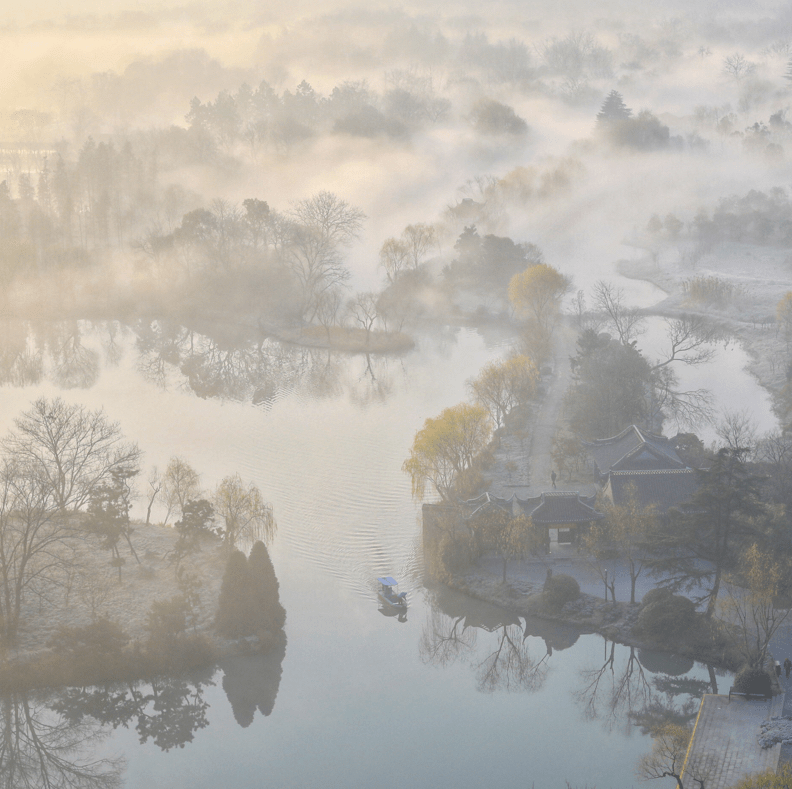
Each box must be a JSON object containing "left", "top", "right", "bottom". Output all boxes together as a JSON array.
[
  {"left": 315, "top": 288, "right": 345, "bottom": 342},
  {"left": 160, "top": 457, "right": 201, "bottom": 525},
  {"left": 283, "top": 225, "right": 350, "bottom": 322},
  {"left": 592, "top": 281, "right": 646, "bottom": 346},
  {"left": 723, "top": 53, "right": 756, "bottom": 81},
  {"left": 289, "top": 191, "right": 365, "bottom": 248},
  {"left": 283, "top": 192, "right": 365, "bottom": 321},
  {"left": 723, "top": 543, "right": 792, "bottom": 669},
  {"left": 2, "top": 398, "right": 141, "bottom": 513},
  {"left": 716, "top": 409, "right": 758, "bottom": 457},
  {"left": 0, "top": 458, "right": 73, "bottom": 643},
  {"left": 348, "top": 292, "right": 379, "bottom": 345},
  {"left": 651, "top": 315, "right": 720, "bottom": 370},
  {"left": 144, "top": 466, "right": 162, "bottom": 527},
  {"left": 649, "top": 366, "right": 715, "bottom": 431}
]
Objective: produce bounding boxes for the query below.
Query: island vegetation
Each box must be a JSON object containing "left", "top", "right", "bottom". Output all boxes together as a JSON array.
[{"left": 0, "top": 396, "right": 286, "bottom": 692}]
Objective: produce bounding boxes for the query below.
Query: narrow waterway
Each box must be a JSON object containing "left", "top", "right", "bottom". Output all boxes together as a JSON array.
[{"left": 0, "top": 318, "right": 737, "bottom": 788}]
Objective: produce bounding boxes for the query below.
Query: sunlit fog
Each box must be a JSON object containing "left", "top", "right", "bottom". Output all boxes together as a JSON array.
[{"left": 1, "top": 0, "right": 792, "bottom": 787}]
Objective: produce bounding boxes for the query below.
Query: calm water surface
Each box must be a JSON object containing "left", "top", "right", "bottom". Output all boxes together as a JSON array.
[{"left": 0, "top": 319, "right": 752, "bottom": 788}]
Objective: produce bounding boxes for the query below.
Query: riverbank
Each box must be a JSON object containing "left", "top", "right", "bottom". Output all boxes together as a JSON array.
[
  {"left": 444, "top": 571, "right": 745, "bottom": 671},
  {"left": 618, "top": 249, "right": 791, "bottom": 402}
]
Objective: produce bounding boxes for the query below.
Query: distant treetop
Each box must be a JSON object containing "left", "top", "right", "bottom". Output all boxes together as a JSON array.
[{"left": 597, "top": 91, "right": 632, "bottom": 124}]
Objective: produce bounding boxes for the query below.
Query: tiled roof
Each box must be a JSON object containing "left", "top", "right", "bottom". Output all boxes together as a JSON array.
[
  {"left": 463, "top": 491, "right": 603, "bottom": 524},
  {"left": 517, "top": 491, "right": 604, "bottom": 524},
  {"left": 604, "top": 468, "right": 698, "bottom": 514},
  {"left": 583, "top": 425, "right": 685, "bottom": 475}
]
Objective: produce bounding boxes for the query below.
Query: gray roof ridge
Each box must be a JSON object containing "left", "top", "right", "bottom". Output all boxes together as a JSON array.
[
  {"left": 609, "top": 467, "right": 693, "bottom": 476},
  {"left": 582, "top": 424, "right": 638, "bottom": 446}
]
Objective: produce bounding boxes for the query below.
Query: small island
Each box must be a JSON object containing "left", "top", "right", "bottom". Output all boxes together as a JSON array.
[{"left": 0, "top": 397, "right": 286, "bottom": 692}]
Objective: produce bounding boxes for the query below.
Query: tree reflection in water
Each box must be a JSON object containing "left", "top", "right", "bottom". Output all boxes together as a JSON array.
[
  {"left": 0, "top": 318, "right": 409, "bottom": 407},
  {"left": 5, "top": 643, "right": 288, "bottom": 784},
  {"left": 48, "top": 322, "right": 100, "bottom": 390},
  {"left": 420, "top": 586, "right": 565, "bottom": 693},
  {"left": 576, "top": 640, "right": 717, "bottom": 732},
  {"left": 51, "top": 669, "right": 215, "bottom": 752},
  {"left": 0, "top": 320, "right": 43, "bottom": 387},
  {"left": 0, "top": 693, "right": 124, "bottom": 789},
  {"left": 220, "top": 637, "right": 286, "bottom": 728}
]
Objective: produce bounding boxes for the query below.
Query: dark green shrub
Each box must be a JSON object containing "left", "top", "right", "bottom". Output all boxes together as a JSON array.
[
  {"left": 635, "top": 594, "right": 696, "bottom": 639},
  {"left": 734, "top": 666, "right": 772, "bottom": 696},
  {"left": 641, "top": 588, "right": 673, "bottom": 607},
  {"left": 543, "top": 574, "right": 580, "bottom": 611}
]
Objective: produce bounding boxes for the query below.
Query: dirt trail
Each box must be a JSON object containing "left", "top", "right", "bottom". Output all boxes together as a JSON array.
[{"left": 486, "top": 320, "right": 590, "bottom": 499}]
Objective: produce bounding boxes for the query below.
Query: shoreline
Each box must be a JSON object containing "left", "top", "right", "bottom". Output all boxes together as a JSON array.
[
  {"left": 443, "top": 572, "right": 743, "bottom": 671},
  {"left": 616, "top": 253, "right": 785, "bottom": 404},
  {"left": 0, "top": 520, "right": 286, "bottom": 691}
]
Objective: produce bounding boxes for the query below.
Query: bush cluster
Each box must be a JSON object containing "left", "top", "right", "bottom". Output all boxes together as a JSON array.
[
  {"left": 543, "top": 573, "right": 580, "bottom": 611},
  {"left": 733, "top": 665, "right": 772, "bottom": 696},
  {"left": 635, "top": 589, "right": 696, "bottom": 639}
]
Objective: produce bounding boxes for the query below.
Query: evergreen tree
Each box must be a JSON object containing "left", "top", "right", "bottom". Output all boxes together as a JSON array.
[
  {"left": 646, "top": 447, "right": 767, "bottom": 617},
  {"left": 596, "top": 90, "right": 632, "bottom": 124},
  {"left": 86, "top": 466, "right": 140, "bottom": 580},
  {"left": 215, "top": 550, "right": 252, "bottom": 638},
  {"left": 248, "top": 540, "right": 286, "bottom": 632}
]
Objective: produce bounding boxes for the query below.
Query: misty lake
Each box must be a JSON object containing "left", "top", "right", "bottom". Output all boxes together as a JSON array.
[{"left": 0, "top": 316, "right": 770, "bottom": 789}]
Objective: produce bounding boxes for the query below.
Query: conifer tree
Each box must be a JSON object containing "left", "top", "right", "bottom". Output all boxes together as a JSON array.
[
  {"left": 215, "top": 549, "right": 252, "bottom": 638},
  {"left": 596, "top": 90, "right": 632, "bottom": 124},
  {"left": 248, "top": 540, "right": 286, "bottom": 632}
]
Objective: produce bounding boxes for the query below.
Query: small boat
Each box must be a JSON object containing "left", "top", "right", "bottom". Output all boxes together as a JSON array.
[{"left": 377, "top": 576, "right": 407, "bottom": 610}]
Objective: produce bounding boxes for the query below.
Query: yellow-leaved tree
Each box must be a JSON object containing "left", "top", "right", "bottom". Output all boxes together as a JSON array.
[
  {"left": 473, "top": 508, "right": 537, "bottom": 584},
  {"left": 403, "top": 403, "right": 492, "bottom": 501},
  {"left": 467, "top": 355, "right": 539, "bottom": 428},
  {"left": 724, "top": 541, "right": 792, "bottom": 669},
  {"left": 508, "top": 263, "right": 571, "bottom": 332},
  {"left": 777, "top": 291, "right": 792, "bottom": 348}
]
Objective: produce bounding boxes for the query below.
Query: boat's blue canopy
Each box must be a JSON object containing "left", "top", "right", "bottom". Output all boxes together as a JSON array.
[{"left": 377, "top": 576, "right": 398, "bottom": 587}]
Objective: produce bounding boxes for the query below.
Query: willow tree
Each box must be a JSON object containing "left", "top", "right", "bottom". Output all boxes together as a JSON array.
[
  {"left": 403, "top": 403, "right": 492, "bottom": 501},
  {"left": 214, "top": 474, "right": 276, "bottom": 550},
  {"left": 467, "top": 355, "right": 538, "bottom": 428}
]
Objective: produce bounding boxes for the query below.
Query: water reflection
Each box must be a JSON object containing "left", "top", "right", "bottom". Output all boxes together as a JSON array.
[
  {"left": 576, "top": 640, "right": 715, "bottom": 733},
  {"left": 52, "top": 669, "right": 216, "bottom": 752},
  {"left": 220, "top": 640, "right": 286, "bottom": 728},
  {"left": 420, "top": 586, "right": 556, "bottom": 694},
  {"left": 0, "top": 317, "right": 416, "bottom": 407},
  {"left": 131, "top": 319, "right": 400, "bottom": 404},
  {"left": 422, "top": 585, "right": 715, "bottom": 733},
  {"left": 0, "top": 692, "right": 124, "bottom": 788},
  {"left": 0, "top": 648, "right": 287, "bottom": 788}
]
